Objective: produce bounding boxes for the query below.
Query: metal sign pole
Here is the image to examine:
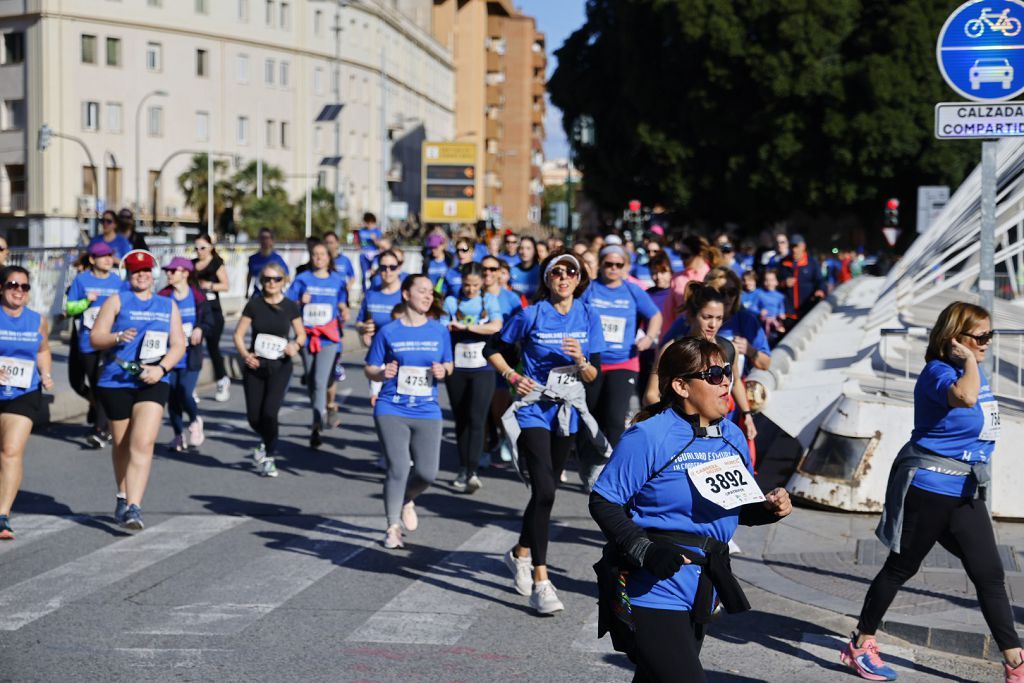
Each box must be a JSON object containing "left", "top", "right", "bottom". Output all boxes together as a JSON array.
[{"left": 981, "top": 139, "right": 997, "bottom": 377}]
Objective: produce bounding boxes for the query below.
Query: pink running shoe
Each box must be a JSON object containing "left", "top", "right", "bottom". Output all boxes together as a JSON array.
[
  {"left": 1006, "top": 658, "right": 1024, "bottom": 683},
  {"left": 840, "top": 633, "right": 898, "bottom": 681}
]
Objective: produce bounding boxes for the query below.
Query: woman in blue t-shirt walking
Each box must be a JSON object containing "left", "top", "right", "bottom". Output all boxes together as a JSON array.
[{"left": 844, "top": 302, "right": 1024, "bottom": 682}]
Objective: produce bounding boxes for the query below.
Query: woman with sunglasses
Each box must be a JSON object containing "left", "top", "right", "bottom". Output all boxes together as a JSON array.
[
  {"left": 501, "top": 231, "right": 522, "bottom": 267},
  {"left": 509, "top": 236, "right": 541, "bottom": 300},
  {"left": 365, "top": 274, "right": 452, "bottom": 549},
  {"left": 487, "top": 252, "right": 606, "bottom": 615},
  {"left": 192, "top": 234, "right": 232, "bottom": 402},
  {"left": 483, "top": 256, "right": 523, "bottom": 465},
  {"left": 357, "top": 250, "right": 404, "bottom": 410},
  {"left": 0, "top": 266, "right": 54, "bottom": 539},
  {"left": 158, "top": 257, "right": 212, "bottom": 453},
  {"left": 437, "top": 237, "right": 476, "bottom": 299},
  {"left": 88, "top": 210, "right": 134, "bottom": 263},
  {"left": 590, "top": 337, "right": 791, "bottom": 682},
  {"left": 65, "top": 241, "right": 123, "bottom": 447},
  {"left": 91, "top": 251, "right": 186, "bottom": 530},
  {"left": 442, "top": 262, "right": 503, "bottom": 493},
  {"left": 233, "top": 263, "right": 305, "bottom": 477},
  {"left": 844, "top": 302, "right": 1024, "bottom": 683},
  {"left": 287, "top": 242, "right": 348, "bottom": 449},
  {"left": 577, "top": 245, "right": 663, "bottom": 491}
]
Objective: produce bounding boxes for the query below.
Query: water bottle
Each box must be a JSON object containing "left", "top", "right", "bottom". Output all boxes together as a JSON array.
[{"left": 116, "top": 359, "right": 143, "bottom": 376}]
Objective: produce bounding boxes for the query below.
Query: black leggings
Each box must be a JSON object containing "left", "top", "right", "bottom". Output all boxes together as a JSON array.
[
  {"left": 857, "top": 486, "right": 1021, "bottom": 651},
  {"left": 242, "top": 359, "right": 292, "bottom": 452},
  {"left": 446, "top": 370, "right": 495, "bottom": 474},
  {"left": 204, "top": 305, "right": 227, "bottom": 381},
  {"left": 630, "top": 606, "right": 705, "bottom": 683},
  {"left": 517, "top": 427, "right": 572, "bottom": 567},
  {"left": 80, "top": 351, "right": 108, "bottom": 432},
  {"left": 588, "top": 368, "right": 636, "bottom": 446}
]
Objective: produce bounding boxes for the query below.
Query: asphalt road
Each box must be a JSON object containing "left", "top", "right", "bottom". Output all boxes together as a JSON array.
[{"left": 0, "top": 349, "right": 1002, "bottom": 682}]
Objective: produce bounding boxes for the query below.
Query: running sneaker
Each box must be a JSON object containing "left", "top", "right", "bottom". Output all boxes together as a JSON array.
[
  {"left": 840, "top": 633, "right": 899, "bottom": 681},
  {"left": 169, "top": 434, "right": 186, "bottom": 452},
  {"left": 384, "top": 524, "right": 404, "bottom": 549},
  {"left": 215, "top": 377, "right": 231, "bottom": 403},
  {"left": 1006, "top": 659, "right": 1024, "bottom": 683},
  {"left": 466, "top": 474, "right": 482, "bottom": 494},
  {"left": 504, "top": 548, "right": 533, "bottom": 596},
  {"left": 188, "top": 416, "right": 205, "bottom": 448},
  {"left": 121, "top": 504, "right": 144, "bottom": 531},
  {"left": 258, "top": 457, "right": 278, "bottom": 478},
  {"left": 192, "top": 390, "right": 201, "bottom": 405},
  {"left": 252, "top": 443, "right": 267, "bottom": 463},
  {"left": 530, "top": 580, "right": 564, "bottom": 615},
  {"left": 114, "top": 495, "right": 128, "bottom": 524},
  {"left": 452, "top": 471, "right": 468, "bottom": 492},
  {"left": 0, "top": 515, "right": 13, "bottom": 540},
  {"left": 499, "top": 437, "right": 513, "bottom": 463},
  {"left": 86, "top": 429, "right": 106, "bottom": 449},
  {"left": 310, "top": 428, "right": 322, "bottom": 449},
  {"left": 401, "top": 501, "right": 418, "bottom": 532}
]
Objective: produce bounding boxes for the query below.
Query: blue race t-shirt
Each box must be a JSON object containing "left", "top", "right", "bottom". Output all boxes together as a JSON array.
[
  {"left": 98, "top": 290, "right": 175, "bottom": 388},
  {"left": 287, "top": 271, "right": 348, "bottom": 338},
  {"left": 442, "top": 294, "right": 503, "bottom": 374},
  {"left": 498, "top": 299, "right": 606, "bottom": 433},
  {"left": 334, "top": 253, "right": 356, "bottom": 284},
  {"left": 68, "top": 270, "right": 123, "bottom": 353},
  {"left": 509, "top": 262, "right": 540, "bottom": 300},
  {"left": 720, "top": 308, "right": 771, "bottom": 369},
  {"left": 501, "top": 252, "right": 522, "bottom": 268},
  {"left": 425, "top": 257, "right": 450, "bottom": 285},
  {"left": 358, "top": 287, "right": 403, "bottom": 329},
  {"left": 758, "top": 289, "right": 786, "bottom": 318},
  {"left": 581, "top": 279, "right": 660, "bottom": 365},
  {"left": 494, "top": 287, "right": 524, "bottom": 319},
  {"left": 163, "top": 288, "right": 197, "bottom": 370},
  {"left": 0, "top": 306, "right": 41, "bottom": 400},
  {"left": 88, "top": 234, "right": 133, "bottom": 260},
  {"left": 366, "top": 319, "right": 453, "bottom": 419},
  {"left": 911, "top": 361, "right": 997, "bottom": 497},
  {"left": 248, "top": 251, "right": 290, "bottom": 294},
  {"left": 438, "top": 266, "right": 463, "bottom": 299},
  {"left": 740, "top": 289, "right": 761, "bottom": 312},
  {"left": 593, "top": 408, "right": 751, "bottom": 611},
  {"left": 474, "top": 243, "right": 489, "bottom": 262},
  {"left": 663, "top": 247, "right": 685, "bottom": 273}
]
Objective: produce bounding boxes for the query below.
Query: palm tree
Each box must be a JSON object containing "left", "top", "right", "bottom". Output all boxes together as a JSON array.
[
  {"left": 231, "top": 160, "right": 286, "bottom": 202},
  {"left": 177, "top": 154, "right": 234, "bottom": 229}
]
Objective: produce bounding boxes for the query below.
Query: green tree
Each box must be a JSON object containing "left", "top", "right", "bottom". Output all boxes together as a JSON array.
[
  {"left": 295, "top": 186, "right": 340, "bottom": 237},
  {"left": 236, "top": 194, "right": 301, "bottom": 239},
  {"left": 176, "top": 154, "right": 234, "bottom": 230},
  {"left": 231, "top": 160, "right": 287, "bottom": 202}
]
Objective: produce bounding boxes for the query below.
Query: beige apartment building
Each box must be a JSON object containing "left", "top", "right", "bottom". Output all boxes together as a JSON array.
[
  {"left": 0, "top": 0, "right": 454, "bottom": 246},
  {"left": 432, "top": 0, "right": 545, "bottom": 229}
]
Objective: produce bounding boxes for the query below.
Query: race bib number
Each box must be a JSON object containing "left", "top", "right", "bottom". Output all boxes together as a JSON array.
[
  {"left": 182, "top": 323, "right": 194, "bottom": 345},
  {"left": 600, "top": 315, "right": 627, "bottom": 344},
  {"left": 82, "top": 306, "right": 101, "bottom": 330},
  {"left": 454, "top": 342, "right": 487, "bottom": 369},
  {"left": 139, "top": 330, "right": 168, "bottom": 362},
  {"left": 687, "top": 455, "right": 764, "bottom": 509},
  {"left": 254, "top": 333, "right": 288, "bottom": 360},
  {"left": 397, "top": 365, "right": 432, "bottom": 397},
  {"left": 303, "top": 303, "right": 333, "bottom": 327},
  {"left": 205, "top": 291, "right": 218, "bottom": 301},
  {"left": 980, "top": 400, "right": 1001, "bottom": 441},
  {"left": 0, "top": 357, "right": 33, "bottom": 389},
  {"left": 547, "top": 365, "right": 580, "bottom": 389}
]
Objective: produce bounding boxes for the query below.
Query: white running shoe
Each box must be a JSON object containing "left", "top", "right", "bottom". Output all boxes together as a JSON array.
[
  {"left": 466, "top": 474, "right": 482, "bottom": 494},
  {"left": 401, "top": 501, "right": 418, "bottom": 532},
  {"left": 252, "top": 443, "right": 267, "bottom": 463},
  {"left": 188, "top": 417, "right": 205, "bottom": 448},
  {"left": 384, "top": 524, "right": 404, "bottom": 549},
  {"left": 169, "top": 434, "right": 186, "bottom": 452},
  {"left": 530, "top": 580, "right": 564, "bottom": 615},
  {"left": 504, "top": 549, "right": 533, "bottom": 597},
  {"left": 215, "top": 377, "right": 231, "bottom": 403},
  {"left": 258, "top": 457, "right": 278, "bottom": 478}
]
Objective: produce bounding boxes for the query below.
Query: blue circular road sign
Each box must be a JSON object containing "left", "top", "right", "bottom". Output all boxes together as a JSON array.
[{"left": 938, "top": 0, "right": 1024, "bottom": 102}]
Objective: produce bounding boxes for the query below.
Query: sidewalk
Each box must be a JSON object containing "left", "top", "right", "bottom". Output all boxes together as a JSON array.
[{"left": 733, "top": 506, "right": 1024, "bottom": 661}]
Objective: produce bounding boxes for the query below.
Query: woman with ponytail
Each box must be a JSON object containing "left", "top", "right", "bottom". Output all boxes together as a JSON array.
[{"left": 590, "top": 337, "right": 791, "bottom": 682}]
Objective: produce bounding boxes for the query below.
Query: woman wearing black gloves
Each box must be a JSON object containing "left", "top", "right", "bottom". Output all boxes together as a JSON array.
[{"left": 590, "top": 337, "right": 791, "bottom": 682}]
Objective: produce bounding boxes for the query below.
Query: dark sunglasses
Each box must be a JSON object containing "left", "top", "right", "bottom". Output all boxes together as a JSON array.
[
  {"left": 602, "top": 261, "right": 626, "bottom": 270},
  {"left": 4, "top": 281, "right": 30, "bottom": 292},
  {"left": 102, "top": 218, "right": 116, "bottom": 225},
  {"left": 261, "top": 276, "right": 284, "bottom": 284},
  {"left": 680, "top": 364, "right": 733, "bottom": 386},
  {"left": 379, "top": 264, "right": 400, "bottom": 272},
  {"left": 483, "top": 266, "right": 500, "bottom": 272},
  {"left": 548, "top": 266, "right": 579, "bottom": 279},
  {"left": 196, "top": 245, "right": 210, "bottom": 251},
  {"left": 457, "top": 246, "right": 472, "bottom": 253},
  {"left": 505, "top": 238, "right": 519, "bottom": 244},
  {"left": 963, "top": 331, "right": 994, "bottom": 345}
]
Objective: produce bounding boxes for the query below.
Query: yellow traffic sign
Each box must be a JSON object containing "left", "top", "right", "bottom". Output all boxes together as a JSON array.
[{"left": 422, "top": 142, "right": 476, "bottom": 223}]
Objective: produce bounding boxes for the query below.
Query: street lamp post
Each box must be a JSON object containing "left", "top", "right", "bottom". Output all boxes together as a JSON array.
[{"left": 134, "top": 89, "right": 168, "bottom": 227}]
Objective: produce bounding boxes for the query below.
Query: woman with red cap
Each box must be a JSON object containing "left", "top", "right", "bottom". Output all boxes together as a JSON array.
[{"left": 91, "top": 250, "right": 186, "bottom": 531}]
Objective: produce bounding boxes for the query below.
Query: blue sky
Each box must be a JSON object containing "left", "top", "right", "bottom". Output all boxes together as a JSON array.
[{"left": 515, "top": 0, "right": 588, "bottom": 159}]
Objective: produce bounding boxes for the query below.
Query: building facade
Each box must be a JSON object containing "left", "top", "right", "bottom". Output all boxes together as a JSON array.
[
  {"left": 431, "top": 0, "right": 545, "bottom": 229},
  {"left": 0, "top": 0, "right": 454, "bottom": 246}
]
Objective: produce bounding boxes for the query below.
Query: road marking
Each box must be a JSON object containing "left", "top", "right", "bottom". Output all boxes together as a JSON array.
[
  {"left": 136, "top": 516, "right": 378, "bottom": 635},
  {"left": 114, "top": 648, "right": 231, "bottom": 669},
  {"left": 802, "top": 632, "right": 916, "bottom": 668},
  {"left": 0, "top": 515, "right": 79, "bottom": 555},
  {"left": 0, "top": 515, "right": 245, "bottom": 631},
  {"left": 347, "top": 524, "right": 521, "bottom": 645}
]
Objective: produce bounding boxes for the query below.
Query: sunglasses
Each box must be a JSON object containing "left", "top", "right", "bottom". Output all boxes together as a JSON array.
[
  {"left": 505, "top": 239, "right": 519, "bottom": 244},
  {"left": 196, "top": 245, "right": 210, "bottom": 251},
  {"left": 680, "top": 364, "right": 733, "bottom": 386},
  {"left": 963, "top": 331, "right": 994, "bottom": 345},
  {"left": 548, "top": 266, "right": 579, "bottom": 279},
  {"left": 379, "top": 264, "right": 400, "bottom": 272},
  {"left": 261, "top": 276, "right": 284, "bottom": 284},
  {"left": 4, "top": 281, "right": 30, "bottom": 292},
  {"left": 602, "top": 261, "right": 625, "bottom": 270},
  {"left": 457, "top": 246, "right": 472, "bottom": 253},
  {"left": 483, "top": 266, "right": 500, "bottom": 273},
  {"left": 102, "top": 218, "right": 116, "bottom": 225}
]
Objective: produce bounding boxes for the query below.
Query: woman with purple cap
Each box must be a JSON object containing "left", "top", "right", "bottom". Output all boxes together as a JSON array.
[
  {"left": 158, "top": 256, "right": 213, "bottom": 453},
  {"left": 422, "top": 232, "right": 452, "bottom": 286},
  {"left": 65, "top": 241, "right": 123, "bottom": 447}
]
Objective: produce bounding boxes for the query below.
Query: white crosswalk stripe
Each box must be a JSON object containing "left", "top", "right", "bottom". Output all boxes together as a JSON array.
[
  {"left": 0, "top": 514, "right": 79, "bottom": 555},
  {"left": 0, "top": 515, "right": 245, "bottom": 631}
]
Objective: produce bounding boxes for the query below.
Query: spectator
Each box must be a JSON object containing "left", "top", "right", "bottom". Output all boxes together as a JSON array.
[
  {"left": 357, "top": 212, "right": 382, "bottom": 291},
  {"left": 117, "top": 208, "right": 148, "bottom": 251},
  {"left": 246, "top": 228, "right": 290, "bottom": 296},
  {"left": 720, "top": 242, "right": 744, "bottom": 277},
  {"left": 762, "top": 232, "right": 790, "bottom": 271},
  {"left": 779, "top": 234, "right": 825, "bottom": 323},
  {"left": 740, "top": 270, "right": 760, "bottom": 312}
]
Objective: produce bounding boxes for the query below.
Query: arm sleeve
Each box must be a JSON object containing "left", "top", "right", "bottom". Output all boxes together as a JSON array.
[
  {"left": 65, "top": 298, "right": 90, "bottom": 316},
  {"left": 589, "top": 492, "right": 651, "bottom": 564}
]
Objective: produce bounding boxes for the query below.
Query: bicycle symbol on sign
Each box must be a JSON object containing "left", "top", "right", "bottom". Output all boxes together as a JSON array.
[{"left": 965, "top": 8, "right": 1023, "bottom": 37}]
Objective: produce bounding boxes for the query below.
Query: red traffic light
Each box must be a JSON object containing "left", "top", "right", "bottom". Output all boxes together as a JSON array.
[
  {"left": 886, "top": 198, "right": 900, "bottom": 210},
  {"left": 628, "top": 199, "right": 641, "bottom": 212}
]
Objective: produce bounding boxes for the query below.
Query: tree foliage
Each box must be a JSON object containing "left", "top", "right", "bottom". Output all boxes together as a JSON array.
[
  {"left": 176, "top": 154, "right": 234, "bottom": 230},
  {"left": 549, "top": 0, "right": 979, "bottom": 235}
]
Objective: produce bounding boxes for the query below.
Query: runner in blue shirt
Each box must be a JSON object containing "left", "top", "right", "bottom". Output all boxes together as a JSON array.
[
  {"left": 365, "top": 273, "right": 452, "bottom": 550},
  {"left": 422, "top": 232, "right": 452, "bottom": 285},
  {"left": 481, "top": 256, "right": 523, "bottom": 466},
  {"left": 704, "top": 267, "right": 771, "bottom": 375},
  {"left": 89, "top": 210, "right": 134, "bottom": 263},
  {"left": 486, "top": 252, "right": 605, "bottom": 615},
  {"left": 322, "top": 231, "right": 356, "bottom": 414},
  {"left": 847, "top": 302, "right": 1024, "bottom": 682},
  {"left": 500, "top": 231, "right": 522, "bottom": 267},
  {"left": 590, "top": 336, "right": 790, "bottom": 681},
  {"left": 357, "top": 249, "right": 404, "bottom": 408},
  {"left": 0, "top": 265, "right": 55, "bottom": 540},
  {"left": 509, "top": 236, "right": 541, "bottom": 300},
  {"left": 357, "top": 212, "right": 383, "bottom": 291},
  {"left": 437, "top": 236, "right": 477, "bottom": 298},
  {"left": 247, "top": 228, "right": 290, "bottom": 296}
]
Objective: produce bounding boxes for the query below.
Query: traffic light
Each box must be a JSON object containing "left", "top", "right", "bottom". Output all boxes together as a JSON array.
[
  {"left": 37, "top": 123, "right": 52, "bottom": 152},
  {"left": 884, "top": 198, "right": 899, "bottom": 227}
]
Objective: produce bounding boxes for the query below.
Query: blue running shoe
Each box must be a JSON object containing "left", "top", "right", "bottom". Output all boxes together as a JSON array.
[
  {"left": 114, "top": 496, "right": 128, "bottom": 524},
  {"left": 0, "top": 514, "right": 13, "bottom": 540},
  {"left": 121, "top": 504, "right": 144, "bottom": 531},
  {"left": 840, "top": 632, "right": 898, "bottom": 681}
]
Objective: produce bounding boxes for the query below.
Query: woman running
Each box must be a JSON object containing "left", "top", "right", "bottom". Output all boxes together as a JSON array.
[
  {"left": 158, "top": 257, "right": 212, "bottom": 452},
  {"left": 590, "top": 337, "right": 791, "bottom": 682},
  {"left": 356, "top": 249, "right": 404, "bottom": 407},
  {"left": 442, "top": 262, "right": 503, "bottom": 493},
  {"left": 509, "top": 236, "right": 541, "bottom": 300},
  {"left": 437, "top": 236, "right": 477, "bottom": 299},
  {"left": 0, "top": 266, "right": 54, "bottom": 539},
  {"left": 233, "top": 263, "right": 305, "bottom": 477},
  {"left": 192, "top": 234, "right": 231, "bottom": 402},
  {"left": 486, "top": 252, "right": 606, "bottom": 614},
  {"left": 364, "top": 274, "right": 452, "bottom": 549},
  {"left": 287, "top": 242, "right": 347, "bottom": 449},
  {"left": 91, "top": 251, "right": 186, "bottom": 530},
  {"left": 65, "top": 242, "right": 123, "bottom": 447},
  {"left": 578, "top": 244, "right": 663, "bottom": 491}
]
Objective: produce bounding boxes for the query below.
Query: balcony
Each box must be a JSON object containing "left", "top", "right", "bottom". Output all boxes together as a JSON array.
[
  {"left": 487, "top": 88, "right": 504, "bottom": 106},
  {"left": 532, "top": 51, "right": 545, "bottom": 69},
  {"left": 532, "top": 81, "right": 545, "bottom": 98},
  {"left": 487, "top": 51, "right": 502, "bottom": 72},
  {"left": 486, "top": 118, "right": 501, "bottom": 140},
  {"left": 532, "top": 108, "right": 544, "bottom": 126}
]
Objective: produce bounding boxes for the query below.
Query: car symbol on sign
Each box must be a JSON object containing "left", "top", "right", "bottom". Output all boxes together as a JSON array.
[{"left": 970, "top": 58, "right": 1014, "bottom": 89}]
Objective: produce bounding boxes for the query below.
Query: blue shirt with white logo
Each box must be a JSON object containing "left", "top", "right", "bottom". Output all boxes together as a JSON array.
[
  {"left": 366, "top": 319, "right": 453, "bottom": 419},
  {"left": 68, "top": 270, "right": 123, "bottom": 353},
  {"left": 287, "top": 271, "right": 348, "bottom": 339},
  {"left": 358, "top": 287, "right": 403, "bottom": 329},
  {"left": 0, "top": 306, "right": 41, "bottom": 400},
  {"left": 88, "top": 234, "right": 133, "bottom": 261},
  {"left": 509, "top": 262, "right": 540, "bottom": 300},
  {"left": 98, "top": 291, "right": 174, "bottom": 388},
  {"left": 580, "top": 279, "right": 660, "bottom": 364}
]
